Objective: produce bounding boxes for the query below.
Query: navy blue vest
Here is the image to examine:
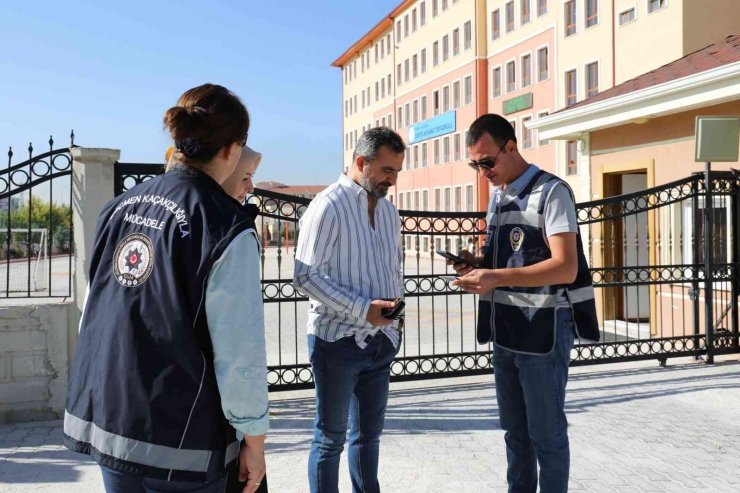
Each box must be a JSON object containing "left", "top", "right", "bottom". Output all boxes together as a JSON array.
[
  {"left": 477, "top": 170, "right": 600, "bottom": 354},
  {"left": 64, "top": 165, "right": 257, "bottom": 482}
]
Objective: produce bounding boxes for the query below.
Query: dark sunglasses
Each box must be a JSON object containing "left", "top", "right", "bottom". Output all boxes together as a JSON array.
[{"left": 468, "top": 146, "right": 505, "bottom": 172}]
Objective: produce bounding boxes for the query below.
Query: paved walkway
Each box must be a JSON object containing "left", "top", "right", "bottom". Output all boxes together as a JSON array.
[{"left": 2, "top": 356, "right": 739, "bottom": 492}]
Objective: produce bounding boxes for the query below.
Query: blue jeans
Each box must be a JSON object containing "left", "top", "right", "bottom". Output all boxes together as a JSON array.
[
  {"left": 100, "top": 466, "right": 226, "bottom": 493},
  {"left": 492, "top": 308, "right": 575, "bottom": 493},
  {"left": 307, "top": 332, "right": 399, "bottom": 493}
]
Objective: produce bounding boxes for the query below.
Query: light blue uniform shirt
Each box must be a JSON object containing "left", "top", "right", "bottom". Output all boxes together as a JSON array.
[{"left": 205, "top": 230, "right": 269, "bottom": 439}]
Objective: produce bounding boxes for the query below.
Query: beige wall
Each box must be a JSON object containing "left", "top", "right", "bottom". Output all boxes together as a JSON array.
[
  {"left": 590, "top": 100, "right": 740, "bottom": 194},
  {"left": 682, "top": 0, "right": 740, "bottom": 56},
  {"left": 613, "top": 0, "right": 684, "bottom": 84}
]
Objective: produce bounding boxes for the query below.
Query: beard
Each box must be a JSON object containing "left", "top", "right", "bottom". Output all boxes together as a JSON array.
[{"left": 360, "top": 173, "right": 390, "bottom": 199}]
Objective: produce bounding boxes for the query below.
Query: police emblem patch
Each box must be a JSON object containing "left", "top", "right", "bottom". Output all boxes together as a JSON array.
[
  {"left": 113, "top": 233, "right": 154, "bottom": 287},
  {"left": 510, "top": 227, "right": 524, "bottom": 252}
]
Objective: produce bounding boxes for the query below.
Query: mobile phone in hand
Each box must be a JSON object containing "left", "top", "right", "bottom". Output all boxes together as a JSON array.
[
  {"left": 381, "top": 298, "right": 406, "bottom": 320},
  {"left": 436, "top": 249, "right": 472, "bottom": 266}
]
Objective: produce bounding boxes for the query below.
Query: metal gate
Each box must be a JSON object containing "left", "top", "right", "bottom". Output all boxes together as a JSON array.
[{"left": 114, "top": 163, "right": 740, "bottom": 390}]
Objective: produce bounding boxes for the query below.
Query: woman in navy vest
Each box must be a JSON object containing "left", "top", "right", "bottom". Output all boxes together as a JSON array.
[{"left": 64, "top": 84, "right": 268, "bottom": 493}]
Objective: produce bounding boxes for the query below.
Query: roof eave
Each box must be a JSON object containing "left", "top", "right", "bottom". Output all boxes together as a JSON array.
[{"left": 527, "top": 61, "right": 740, "bottom": 140}]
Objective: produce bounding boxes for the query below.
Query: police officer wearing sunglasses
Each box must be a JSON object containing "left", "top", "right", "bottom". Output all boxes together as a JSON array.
[{"left": 450, "top": 114, "right": 599, "bottom": 493}]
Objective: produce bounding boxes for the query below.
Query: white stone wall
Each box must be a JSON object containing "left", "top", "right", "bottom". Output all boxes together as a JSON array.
[{"left": 0, "top": 302, "right": 79, "bottom": 423}]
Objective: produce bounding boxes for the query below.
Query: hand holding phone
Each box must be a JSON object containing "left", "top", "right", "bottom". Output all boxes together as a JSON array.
[
  {"left": 380, "top": 298, "right": 406, "bottom": 320},
  {"left": 436, "top": 249, "right": 473, "bottom": 266}
]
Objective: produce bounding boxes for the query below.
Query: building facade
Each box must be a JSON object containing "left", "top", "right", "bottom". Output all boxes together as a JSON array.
[{"left": 332, "top": 0, "right": 739, "bottom": 253}]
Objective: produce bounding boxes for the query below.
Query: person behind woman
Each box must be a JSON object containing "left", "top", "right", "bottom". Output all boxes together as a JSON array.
[{"left": 64, "top": 83, "right": 268, "bottom": 493}]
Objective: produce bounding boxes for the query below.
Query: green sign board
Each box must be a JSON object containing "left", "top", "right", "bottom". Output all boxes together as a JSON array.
[{"left": 503, "top": 93, "right": 533, "bottom": 115}]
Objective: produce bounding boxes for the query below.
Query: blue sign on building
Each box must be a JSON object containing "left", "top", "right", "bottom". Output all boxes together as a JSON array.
[{"left": 408, "top": 111, "right": 456, "bottom": 145}]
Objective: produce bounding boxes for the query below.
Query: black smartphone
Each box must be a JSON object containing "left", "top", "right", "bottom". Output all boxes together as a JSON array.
[
  {"left": 381, "top": 298, "right": 406, "bottom": 320},
  {"left": 436, "top": 249, "right": 471, "bottom": 266}
]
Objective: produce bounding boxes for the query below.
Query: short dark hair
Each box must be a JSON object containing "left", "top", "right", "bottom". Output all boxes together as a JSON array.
[
  {"left": 465, "top": 114, "right": 517, "bottom": 149},
  {"left": 353, "top": 127, "right": 406, "bottom": 163}
]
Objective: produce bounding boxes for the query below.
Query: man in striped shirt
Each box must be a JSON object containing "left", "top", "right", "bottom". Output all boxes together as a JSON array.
[{"left": 294, "top": 127, "right": 405, "bottom": 493}]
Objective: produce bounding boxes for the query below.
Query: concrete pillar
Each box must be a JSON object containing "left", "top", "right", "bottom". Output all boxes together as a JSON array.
[{"left": 70, "top": 147, "right": 119, "bottom": 354}]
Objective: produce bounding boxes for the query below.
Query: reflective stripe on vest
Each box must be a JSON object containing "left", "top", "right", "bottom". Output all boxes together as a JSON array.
[
  {"left": 567, "top": 285, "right": 595, "bottom": 304},
  {"left": 65, "top": 411, "right": 222, "bottom": 472},
  {"left": 493, "top": 290, "right": 559, "bottom": 308}
]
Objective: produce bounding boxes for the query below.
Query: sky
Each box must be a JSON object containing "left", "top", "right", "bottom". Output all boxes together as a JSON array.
[{"left": 0, "top": 0, "right": 400, "bottom": 185}]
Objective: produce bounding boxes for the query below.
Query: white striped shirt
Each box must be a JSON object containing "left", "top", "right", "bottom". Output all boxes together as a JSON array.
[{"left": 293, "top": 174, "right": 403, "bottom": 348}]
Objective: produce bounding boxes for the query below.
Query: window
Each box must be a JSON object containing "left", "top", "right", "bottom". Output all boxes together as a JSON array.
[
  {"left": 510, "top": 120, "right": 517, "bottom": 140},
  {"left": 565, "top": 1, "right": 576, "bottom": 36},
  {"left": 506, "top": 2, "right": 515, "bottom": 32},
  {"left": 444, "top": 187, "right": 451, "bottom": 211},
  {"left": 434, "top": 140, "right": 440, "bottom": 164},
  {"left": 648, "top": 0, "right": 667, "bottom": 13},
  {"left": 565, "top": 69, "right": 577, "bottom": 106},
  {"left": 463, "top": 130, "right": 469, "bottom": 158},
  {"left": 404, "top": 148, "right": 410, "bottom": 169},
  {"left": 432, "top": 0, "right": 438, "bottom": 17},
  {"left": 537, "top": 47, "right": 549, "bottom": 81},
  {"left": 423, "top": 190, "right": 429, "bottom": 211},
  {"left": 374, "top": 44, "right": 379, "bottom": 63},
  {"left": 619, "top": 8, "right": 636, "bottom": 25},
  {"left": 453, "top": 80, "right": 461, "bottom": 109},
  {"left": 387, "top": 74, "right": 392, "bottom": 92},
  {"left": 566, "top": 141, "right": 577, "bottom": 175},
  {"left": 466, "top": 185, "right": 474, "bottom": 211},
  {"left": 464, "top": 75, "right": 473, "bottom": 105},
  {"left": 506, "top": 61, "right": 516, "bottom": 93},
  {"left": 421, "top": 49, "right": 427, "bottom": 73},
  {"left": 442, "top": 86, "right": 450, "bottom": 112},
  {"left": 586, "top": 0, "right": 598, "bottom": 27},
  {"left": 442, "top": 35, "right": 449, "bottom": 61},
  {"left": 422, "top": 143, "right": 428, "bottom": 166},
  {"left": 399, "top": 193, "right": 404, "bottom": 209},
  {"left": 464, "top": 21, "right": 472, "bottom": 50},
  {"left": 398, "top": 107, "right": 403, "bottom": 128},
  {"left": 521, "top": 54, "right": 531, "bottom": 88},
  {"left": 386, "top": 34, "right": 391, "bottom": 55},
  {"left": 433, "top": 90, "right": 440, "bottom": 115},
  {"left": 433, "top": 41, "right": 440, "bottom": 66},
  {"left": 453, "top": 28, "right": 460, "bottom": 56},
  {"left": 381, "top": 78, "right": 385, "bottom": 98},
  {"left": 362, "top": 91, "right": 365, "bottom": 108},
  {"left": 537, "top": 111, "right": 550, "bottom": 146},
  {"left": 492, "top": 67, "right": 502, "bottom": 97},
  {"left": 413, "top": 100, "right": 419, "bottom": 123},
  {"left": 492, "top": 9, "right": 500, "bottom": 39},
  {"left": 397, "top": 63, "right": 402, "bottom": 84},
  {"left": 538, "top": 0, "right": 548, "bottom": 16},
  {"left": 421, "top": 95, "right": 428, "bottom": 120},
  {"left": 412, "top": 8, "right": 418, "bottom": 32},
  {"left": 404, "top": 14, "right": 409, "bottom": 38},
  {"left": 375, "top": 82, "right": 379, "bottom": 102},
  {"left": 404, "top": 103, "right": 411, "bottom": 126},
  {"left": 404, "top": 59, "right": 410, "bottom": 82},
  {"left": 454, "top": 186, "right": 462, "bottom": 212},
  {"left": 522, "top": 116, "right": 532, "bottom": 149},
  {"left": 586, "top": 62, "right": 599, "bottom": 98},
  {"left": 388, "top": 113, "right": 392, "bottom": 129},
  {"left": 413, "top": 146, "right": 419, "bottom": 168},
  {"left": 521, "top": 0, "right": 530, "bottom": 24},
  {"left": 413, "top": 54, "right": 418, "bottom": 78},
  {"left": 434, "top": 188, "right": 441, "bottom": 211},
  {"left": 420, "top": 1, "right": 427, "bottom": 26},
  {"left": 443, "top": 137, "right": 450, "bottom": 162},
  {"left": 442, "top": 0, "right": 449, "bottom": 10},
  {"left": 454, "top": 133, "right": 461, "bottom": 161}
]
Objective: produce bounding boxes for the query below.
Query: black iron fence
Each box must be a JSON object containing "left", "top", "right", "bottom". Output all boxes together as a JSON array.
[
  {"left": 0, "top": 133, "right": 76, "bottom": 298},
  {"left": 114, "top": 163, "right": 740, "bottom": 390}
]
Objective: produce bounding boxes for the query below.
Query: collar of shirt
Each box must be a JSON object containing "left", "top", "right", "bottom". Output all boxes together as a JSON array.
[
  {"left": 493, "top": 163, "right": 540, "bottom": 200},
  {"left": 338, "top": 173, "right": 366, "bottom": 197}
]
